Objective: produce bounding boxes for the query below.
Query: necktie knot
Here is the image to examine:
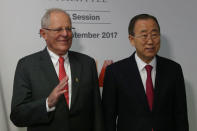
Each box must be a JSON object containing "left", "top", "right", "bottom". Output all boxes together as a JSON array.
[
  {"left": 59, "top": 57, "right": 64, "bottom": 64},
  {"left": 145, "top": 65, "right": 153, "bottom": 74}
]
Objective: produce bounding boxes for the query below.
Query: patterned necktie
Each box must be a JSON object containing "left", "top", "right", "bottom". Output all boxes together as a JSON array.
[
  {"left": 145, "top": 65, "right": 154, "bottom": 111},
  {"left": 58, "top": 57, "right": 69, "bottom": 106}
]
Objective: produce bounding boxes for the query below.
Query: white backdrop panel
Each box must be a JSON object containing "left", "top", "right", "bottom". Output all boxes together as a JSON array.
[{"left": 0, "top": 0, "right": 197, "bottom": 131}]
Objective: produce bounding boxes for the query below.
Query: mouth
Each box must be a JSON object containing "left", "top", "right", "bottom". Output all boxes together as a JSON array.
[
  {"left": 145, "top": 47, "right": 155, "bottom": 52},
  {"left": 57, "top": 39, "right": 71, "bottom": 44}
]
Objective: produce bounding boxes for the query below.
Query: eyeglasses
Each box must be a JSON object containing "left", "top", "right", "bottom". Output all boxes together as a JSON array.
[
  {"left": 43, "top": 27, "right": 75, "bottom": 33},
  {"left": 133, "top": 32, "right": 160, "bottom": 41}
]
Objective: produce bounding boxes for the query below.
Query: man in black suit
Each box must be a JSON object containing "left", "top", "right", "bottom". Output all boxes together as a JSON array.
[
  {"left": 10, "top": 8, "right": 103, "bottom": 131},
  {"left": 102, "top": 14, "right": 189, "bottom": 131}
]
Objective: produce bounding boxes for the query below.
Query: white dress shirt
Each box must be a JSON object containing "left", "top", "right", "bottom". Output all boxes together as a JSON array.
[
  {"left": 135, "top": 53, "right": 156, "bottom": 92},
  {"left": 46, "top": 48, "right": 72, "bottom": 111}
]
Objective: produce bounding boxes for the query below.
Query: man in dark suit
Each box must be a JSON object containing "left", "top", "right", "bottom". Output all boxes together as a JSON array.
[
  {"left": 10, "top": 8, "right": 103, "bottom": 131},
  {"left": 102, "top": 14, "right": 189, "bottom": 131}
]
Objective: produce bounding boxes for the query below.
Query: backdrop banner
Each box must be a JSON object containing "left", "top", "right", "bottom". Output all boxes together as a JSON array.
[{"left": 0, "top": 0, "right": 197, "bottom": 131}]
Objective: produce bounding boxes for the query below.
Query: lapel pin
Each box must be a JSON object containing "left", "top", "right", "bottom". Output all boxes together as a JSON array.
[{"left": 75, "top": 77, "right": 79, "bottom": 82}]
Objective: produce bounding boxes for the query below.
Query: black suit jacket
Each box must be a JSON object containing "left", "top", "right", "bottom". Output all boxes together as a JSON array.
[
  {"left": 102, "top": 53, "right": 189, "bottom": 131},
  {"left": 10, "top": 48, "right": 104, "bottom": 131}
]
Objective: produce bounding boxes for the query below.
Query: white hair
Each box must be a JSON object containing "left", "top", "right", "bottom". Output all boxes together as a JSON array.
[{"left": 41, "top": 8, "right": 71, "bottom": 28}]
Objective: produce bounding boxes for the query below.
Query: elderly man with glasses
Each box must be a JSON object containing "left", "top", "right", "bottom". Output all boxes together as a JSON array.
[
  {"left": 102, "top": 14, "right": 189, "bottom": 131},
  {"left": 10, "top": 8, "right": 104, "bottom": 131}
]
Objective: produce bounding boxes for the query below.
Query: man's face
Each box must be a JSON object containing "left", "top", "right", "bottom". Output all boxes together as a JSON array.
[
  {"left": 40, "top": 12, "right": 73, "bottom": 56},
  {"left": 129, "top": 18, "right": 160, "bottom": 63}
]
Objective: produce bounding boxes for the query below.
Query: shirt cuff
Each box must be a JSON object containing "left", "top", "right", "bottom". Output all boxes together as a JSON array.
[{"left": 46, "top": 98, "right": 56, "bottom": 112}]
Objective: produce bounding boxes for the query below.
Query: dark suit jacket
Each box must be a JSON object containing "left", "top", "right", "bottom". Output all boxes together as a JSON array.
[
  {"left": 10, "top": 48, "right": 104, "bottom": 131},
  {"left": 102, "top": 53, "right": 189, "bottom": 131}
]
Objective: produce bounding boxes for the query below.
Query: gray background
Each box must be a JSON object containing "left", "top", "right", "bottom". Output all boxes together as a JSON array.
[{"left": 0, "top": 0, "right": 197, "bottom": 131}]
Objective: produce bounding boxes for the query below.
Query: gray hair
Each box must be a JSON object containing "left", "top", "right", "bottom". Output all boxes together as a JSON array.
[{"left": 41, "top": 8, "right": 71, "bottom": 28}]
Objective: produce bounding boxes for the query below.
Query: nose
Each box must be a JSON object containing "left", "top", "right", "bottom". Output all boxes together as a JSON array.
[
  {"left": 147, "top": 35, "right": 153, "bottom": 44},
  {"left": 61, "top": 29, "right": 68, "bottom": 36}
]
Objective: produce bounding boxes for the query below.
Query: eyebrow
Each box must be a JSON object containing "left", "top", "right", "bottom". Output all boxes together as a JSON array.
[
  {"left": 152, "top": 29, "right": 159, "bottom": 32},
  {"left": 140, "top": 30, "right": 148, "bottom": 33}
]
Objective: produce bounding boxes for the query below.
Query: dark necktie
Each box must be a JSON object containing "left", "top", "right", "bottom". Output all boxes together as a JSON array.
[
  {"left": 59, "top": 57, "right": 69, "bottom": 106},
  {"left": 145, "top": 65, "right": 154, "bottom": 111}
]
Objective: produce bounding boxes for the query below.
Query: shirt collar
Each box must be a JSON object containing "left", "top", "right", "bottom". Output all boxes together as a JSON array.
[
  {"left": 47, "top": 47, "right": 68, "bottom": 66},
  {"left": 135, "top": 53, "right": 156, "bottom": 71}
]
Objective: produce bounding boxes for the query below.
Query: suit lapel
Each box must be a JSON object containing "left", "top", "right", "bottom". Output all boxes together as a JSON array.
[
  {"left": 152, "top": 55, "right": 163, "bottom": 111},
  {"left": 39, "top": 48, "right": 59, "bottom": 90},
  {"left": 68, "top": 51, "right": 81, "bottom": 110},
  {"left": 127, "top": 53, "right": 150, "bottom": 111}
]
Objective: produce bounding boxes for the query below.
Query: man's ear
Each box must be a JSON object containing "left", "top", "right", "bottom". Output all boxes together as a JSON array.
[
  {"left": 40, "top": 29, "right": 47, "bottom": 39},
  {"left": 128, "top": 35, "right": 135, "bottom": 46}
]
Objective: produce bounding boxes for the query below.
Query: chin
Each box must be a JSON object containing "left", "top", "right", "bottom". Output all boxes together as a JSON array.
[
  {"left": 147, "top": 51, "right": 156, "bottom": 56},
  {"left": 58, "top": 44, "right": 70, "bottom": 49},
  {"left": 58, "top": 51, "right": 68, "bottom": 55}
]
